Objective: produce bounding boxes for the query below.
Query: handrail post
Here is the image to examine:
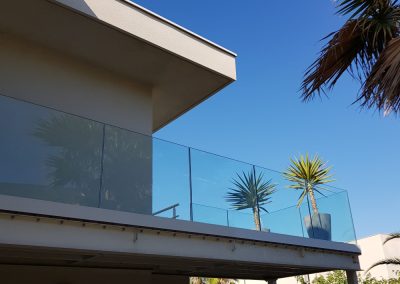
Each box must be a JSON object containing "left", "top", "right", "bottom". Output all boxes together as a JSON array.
[{"left": 152, "top": 203, "right": 180, "bottom": 218}]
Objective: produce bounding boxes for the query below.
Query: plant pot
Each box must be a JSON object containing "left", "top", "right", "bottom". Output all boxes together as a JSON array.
[{"left": 304, "top": 213, "right": 331, "bottom": 241}]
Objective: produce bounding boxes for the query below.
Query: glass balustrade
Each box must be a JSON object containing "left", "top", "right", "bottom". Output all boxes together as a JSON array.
[{"left": 0, "top": 94, "right": 357, "bottom": 243}]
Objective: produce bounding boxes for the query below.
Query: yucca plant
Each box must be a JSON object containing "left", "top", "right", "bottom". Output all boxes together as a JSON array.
[
  {"left": 367, "top": 233, "right": 400, "bottom": 272},
  {"left": 283, "top": 154, "right": 334, "bottom": 214},
  {"left": 302, "top": 0, "right": 400, "bottom": 115},
  {"left": 226, "top": 170, "right": 276, "bottom": 231}
]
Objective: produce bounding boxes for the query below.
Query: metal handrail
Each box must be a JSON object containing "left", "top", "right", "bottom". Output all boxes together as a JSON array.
[{"left": 153, "top": 203, "right": 180, "bottom": 219}]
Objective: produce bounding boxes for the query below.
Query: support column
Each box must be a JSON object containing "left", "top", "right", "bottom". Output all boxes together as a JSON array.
[{"left": 346, "top": 270, "right": 358, "bottom": 284}]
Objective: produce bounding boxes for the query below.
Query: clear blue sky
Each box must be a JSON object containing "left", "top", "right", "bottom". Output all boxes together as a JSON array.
[{"left": 134, "top": 0, "right": 400, "bottom": 239}]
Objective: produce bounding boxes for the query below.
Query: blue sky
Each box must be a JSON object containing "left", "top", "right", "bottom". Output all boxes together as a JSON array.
[{"left": 134, "top": 0, "right": 400, "bottom": 238}]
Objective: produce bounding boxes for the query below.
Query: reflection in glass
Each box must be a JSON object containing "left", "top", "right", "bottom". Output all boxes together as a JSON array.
[
  {"left": 0, "top": 95, "right": 102, "bottom": 206},
  {"left": 101, "top": 126, "right": 152, "bottom": 214}
]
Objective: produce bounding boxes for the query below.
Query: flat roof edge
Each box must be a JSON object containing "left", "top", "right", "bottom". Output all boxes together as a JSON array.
[
  {"left": 119, "top": 0, "right": 237, "bottom": 58},
  {"left": 50, "top": 0, "right": 236, "bottom": 79}
]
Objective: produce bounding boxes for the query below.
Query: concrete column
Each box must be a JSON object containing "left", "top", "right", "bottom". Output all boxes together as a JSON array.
[
  {"left": 267, "top": 279, "right": 277, "bottom": 284},
  {"left": 346, "top": 270, "right": 358, "bottom": 284}
]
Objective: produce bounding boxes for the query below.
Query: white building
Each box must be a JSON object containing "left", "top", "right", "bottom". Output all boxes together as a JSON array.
[
  {"left": 0, "top": 1, "right": 361, "bottom": 283},
  {"left": 359, "top": 234, "right": 400, "bottom": 280}
]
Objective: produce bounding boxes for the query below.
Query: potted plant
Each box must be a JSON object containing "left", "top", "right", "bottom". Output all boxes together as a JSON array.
[
  {"left": 283, "top": 154, "right": 334, "bottom": 240},
  {"left": 226, "top": 169, "right": 276, "bottom": 231}
]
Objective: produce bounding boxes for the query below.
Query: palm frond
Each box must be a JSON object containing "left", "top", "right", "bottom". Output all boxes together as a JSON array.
[
  {"left": 302, "top": 0, "right": 400, "bottom": 112},
  {"left": 366, "top": 258, "right": 400, "bottom": 272},
  {"left": 301, "top": 20, "right": 366, "bottom": 101},
  {"left": 384, "top": 232, "right": 400, "bottom": 244},
  {"left": 283, "top": 154, "right": 334, "bottom": 208},
  {"left": 360, "top": 37, "right": 400, "bottom": 114},
  {"left": 337, "top": 0, "right": 397, "bottom": 18}
]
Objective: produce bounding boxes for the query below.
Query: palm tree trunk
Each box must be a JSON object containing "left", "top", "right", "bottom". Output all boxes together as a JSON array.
[
  {"left": 308, "top": 187, "right": 318, "bottom": 215},
  {"left": 253, "top": 207, "right": 261, "bottom": 231}
]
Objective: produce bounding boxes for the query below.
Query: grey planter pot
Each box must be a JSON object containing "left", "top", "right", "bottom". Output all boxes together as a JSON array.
[{"left": 304, "top": 213, "right": 331, "bottom": 241}]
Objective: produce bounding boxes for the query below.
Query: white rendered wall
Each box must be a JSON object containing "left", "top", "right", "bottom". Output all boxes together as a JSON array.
[
  {"left": 359, "top": 234, "right": 400, "bottom": 279},
  {"left": 0, "top": 33, "right": 153, "bottom": 135}
]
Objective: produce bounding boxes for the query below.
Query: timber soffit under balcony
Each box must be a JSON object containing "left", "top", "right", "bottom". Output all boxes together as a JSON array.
[{"left": 0, "top": 0, "right": 236, "bottom": 131}]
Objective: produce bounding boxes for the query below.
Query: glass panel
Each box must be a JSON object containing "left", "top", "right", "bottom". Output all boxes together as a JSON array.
[
  {"left": 253, "top": 166, "right": 299, "bottom": 212},
  {"left": 190, "top": 149, "right": 257, "bottom": 230},
  {"left": 192, "top": 203, "right": 228, "bottom": 226},
  {"left": 0, "top": 94, "right": 357, "bottom": 243},
  {"left": 0, "top": 95, "right": 102, "bottom": 206},
  {"left": 254, "top": 166, "right": 304, "bottom": 236},
  {"left": 228, "top": 209, "right": 255, "bottom": 230},
  {"left": 299, "top": 190, "right": 356, "bottom": 242},
  {"left": 100, "top": 125, "right": 152, "bottom": 214},
  {"left": 261, "top": 206, "right": 304, "bottom": 237},
  {"left": 152, "top": 139, "right": 190, "bottom": 221}
]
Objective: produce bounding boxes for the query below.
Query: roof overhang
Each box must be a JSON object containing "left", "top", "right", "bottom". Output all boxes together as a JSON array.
[{"left": 0, "top": 0, "right": 236, "bottom": 131}]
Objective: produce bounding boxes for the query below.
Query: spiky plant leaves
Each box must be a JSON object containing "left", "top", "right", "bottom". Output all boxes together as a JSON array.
[
  {"left": 226, "top": 171, "right": 276, "bottom": 213},
  {"left": 226, "top": 170, "right": 276, "bottom": 230},
  {"left": 283, "top": 154, "right": 334, "bottom": 213}
]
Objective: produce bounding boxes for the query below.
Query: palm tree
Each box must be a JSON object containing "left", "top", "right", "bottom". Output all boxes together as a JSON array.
[
  {"left": 367, "top": 233, "right": 400, "bottom": 272},
  {"left": 283, "top": 154, "right": 334, "bottom": 214},
  {"left": 226, "top": 170, "right": 276, "bottom": 231},
  {"left": 302, "top": 0, "right": 400, "bottom": 115}
]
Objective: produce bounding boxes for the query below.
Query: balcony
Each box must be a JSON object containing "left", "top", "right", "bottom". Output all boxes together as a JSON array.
[{"left": 0, "top": 94, "right": 356, "bottom": 244}]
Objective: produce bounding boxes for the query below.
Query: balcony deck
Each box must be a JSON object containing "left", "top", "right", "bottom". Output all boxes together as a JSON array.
[
  {"left": 0, "top": 194, "right": 360, "bottom": 280},
  {"left": 0, "top": 94, "right": 361, "bottom": 280}
]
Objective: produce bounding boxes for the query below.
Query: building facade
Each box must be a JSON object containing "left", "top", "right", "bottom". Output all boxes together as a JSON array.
[{"left": 0, "top": 1, "right": 361, "bottom": 283}]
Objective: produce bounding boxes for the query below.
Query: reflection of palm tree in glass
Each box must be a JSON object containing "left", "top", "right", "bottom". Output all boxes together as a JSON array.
[
  {"left": 34, "top": 115, "right": 103, "bottom": 206},
  {"left": 102, "top": 125, "right": 152, "bottom": 214},
  {"left": 34, "top": 114, "right": 152, "bottom": 213}
]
